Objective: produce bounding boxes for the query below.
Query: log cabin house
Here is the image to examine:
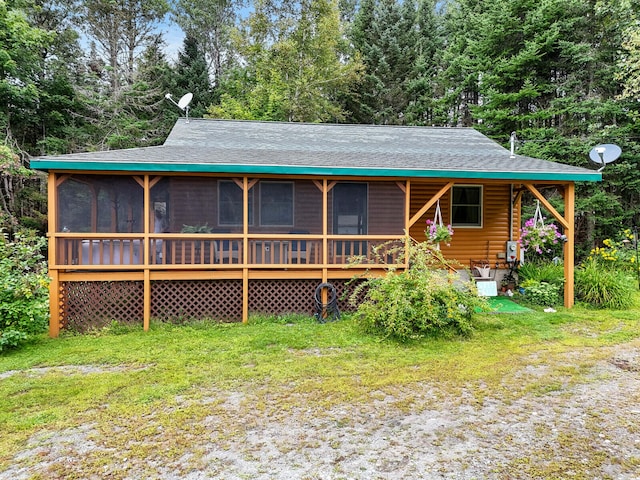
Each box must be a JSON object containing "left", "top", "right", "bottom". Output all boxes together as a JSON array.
[{"left": 31, "top": 119, "right": 601, "bottom": 335}]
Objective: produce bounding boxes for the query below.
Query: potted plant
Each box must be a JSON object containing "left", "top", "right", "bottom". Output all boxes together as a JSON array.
[
  {"left": 181, "top": 224, "right": 212, "bottom": 234},
  {"left": 425, "top": 219, "right": 454, "bottom": 246}
]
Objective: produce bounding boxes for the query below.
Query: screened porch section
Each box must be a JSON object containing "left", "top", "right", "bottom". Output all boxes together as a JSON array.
[{"left": 53, "top": 175, "right": 407, "bottom": 268}]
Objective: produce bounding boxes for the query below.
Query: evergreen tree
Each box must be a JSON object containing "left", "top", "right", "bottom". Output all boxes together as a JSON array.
[
  {"left": 618, "top": 7, "right": 640, "bottom": 101},
  {"left": 438, "top": 0, "right": 484, "bottom": 126},
  {"left": 349, "top": 0, "right": 410, "bottom": 124},
  {"left": 126, "top": 37, "right": 177, "bottom": 145},
  {"left": 172, "top": 34, "right": 214, "bottom": 119},
  {"left": 72, "top": 0, "right": 169, "bottom": 97},
  {"left": 347, "top": 0, "right": 442, "bottom": 125},
  {"left": 440, "top": 0, "right": 640, "bottom": 254},
  {"left": 173, "top": 0, "right": 238, "bottom": 86},
  {"left": 405, "top": 0, "right": 444, "bottom": 125}
]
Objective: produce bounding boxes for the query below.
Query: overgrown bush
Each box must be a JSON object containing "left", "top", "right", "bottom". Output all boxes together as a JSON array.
[
  {"left": 575, "top": 259, "right": 636, "bottom": 309},
  {"left": 519, "top": 279, "right": 562, "bottom": 306},
  {"left": 0, "top": 230, "right": 49, "bottom": 351},
  {"left": 518, "top": 262, "right": 564, "bottom": 306},
  {"left": 588, "top": 229, "right": 638, "bottom": 273},
  {"left": 348, "top": 240, "right": 487, "bottom": 341}
]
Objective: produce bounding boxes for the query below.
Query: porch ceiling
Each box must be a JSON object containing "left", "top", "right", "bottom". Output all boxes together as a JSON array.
[{"left": 31, "top": 119, "right": 601, "bottom": 182}]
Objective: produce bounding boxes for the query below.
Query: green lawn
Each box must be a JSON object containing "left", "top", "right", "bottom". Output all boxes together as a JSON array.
[{"left": 1, "top": 299, "right": 640, "bottom": 478}]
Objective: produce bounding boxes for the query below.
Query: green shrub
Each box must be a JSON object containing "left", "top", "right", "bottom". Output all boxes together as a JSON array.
[
  {"left": 0, "top": 230, "right": 49, "bottom": 351},
  {"left": 575, "top": 259, "right": 636, "bottom": 309},
  {"left": 519, "top": 279, "right": 562, "bottom": 306},
  {"left": 518, "top": 262, "right": 564, "bottom": 306},
  {"left": 588, "top": 229, "right": 637, "bottom": 274},
  {"left": 349, "top": 240, "right": 487, "bottom": 341},
  {"left": 518, "top": 261, "right": 565, "bottom": 286}
]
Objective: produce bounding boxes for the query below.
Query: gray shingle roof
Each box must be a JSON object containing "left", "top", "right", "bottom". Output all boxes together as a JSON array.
[{"left": 30, "top": 118, "right": 601, "bottom": 182}]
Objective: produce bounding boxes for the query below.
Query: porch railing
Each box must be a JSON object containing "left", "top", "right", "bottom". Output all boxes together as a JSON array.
[{"left": 53, "top": 234, "right": 406, "bottom": 269}]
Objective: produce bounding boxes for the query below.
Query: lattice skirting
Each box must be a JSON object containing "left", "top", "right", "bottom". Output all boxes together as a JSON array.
[
  {"left": 59, "top": 278, "right": 368, "bottom": 332},
  {"left": 61, "top": 280, "right": 144, "bottom": 332},
  {"left": 248, "top": 279, "right": 366, "bottom": 316},
  {"left": 151, "top": 279, "right": 243, "bottom": 321}
]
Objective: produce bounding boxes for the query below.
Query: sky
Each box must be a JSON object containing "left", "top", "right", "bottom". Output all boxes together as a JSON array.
[{"left": 157, "top": 15, "right": 186, "bottom": 62}]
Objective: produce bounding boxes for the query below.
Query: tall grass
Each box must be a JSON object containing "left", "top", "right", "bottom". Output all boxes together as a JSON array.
[
  {"left": 518, "top": 261, "right": 565, "bottom": 285},
  {"left": 575, "top": 259, "right": 637, "bottom": 309}
]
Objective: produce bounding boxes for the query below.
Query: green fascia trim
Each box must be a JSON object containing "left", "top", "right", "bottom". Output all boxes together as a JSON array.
[{"left": 30, "top": 160, "right": 602, "bottom": 182}]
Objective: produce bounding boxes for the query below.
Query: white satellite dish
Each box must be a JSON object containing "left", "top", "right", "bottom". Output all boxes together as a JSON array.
[
  {"left": 589, "top": 144, "right": 621, "bottom": 172},
  {"left": 165, "top": 92, "right": 193, "bottom": 123},
  {"left": 177, "top": 92, "right": 193, "bottom": 110}
]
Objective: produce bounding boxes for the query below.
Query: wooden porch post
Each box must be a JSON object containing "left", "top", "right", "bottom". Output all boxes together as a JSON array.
[
  {"left": 143, "top": 175, "right": 151, "bottom": 331},
  {"left": 564, "top": 183, "right": 575, "bottom": 308},
  {"left": 322, "top": 179, "right": 328, "bottom": 284},
  {"left": 242, "top": 177, "right": 249, "bottom": 323},
  {"left": 48, "top": 172, "right": 60, "bottom": 337},
  {"left": 523, "top": 183, "right": 575, "bottom": 308},
  {"left": 408, "top": 182, "right": 454, "bottom": 228},
  {"left": 404, "top": 180, "right": 411, "bottom": 267}
]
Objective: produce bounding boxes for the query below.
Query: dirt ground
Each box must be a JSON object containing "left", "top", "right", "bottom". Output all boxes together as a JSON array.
[{"left": 2, "top": 340, "right": 640, "bottom": 480}]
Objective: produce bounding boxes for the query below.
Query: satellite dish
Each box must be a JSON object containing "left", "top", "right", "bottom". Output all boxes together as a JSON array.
[
  {"left": 165, "top": 92, "right": 193, "bottom": 123},
  {"left": 177, "top": 92, "right": 193, "bottom": 110},
  {"left": 589, "top": 144, "right": 621, "bottom": 172}
]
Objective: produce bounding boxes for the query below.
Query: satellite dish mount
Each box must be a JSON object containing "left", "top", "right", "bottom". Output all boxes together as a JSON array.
[
  {"left": 165, "top": 92, "right": 193, "bottom": 123},
  {"left": 589, "top": 144, "right": 621, "bottom": 172}
]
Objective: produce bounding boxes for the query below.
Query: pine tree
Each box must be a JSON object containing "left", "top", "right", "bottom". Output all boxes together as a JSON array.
[
  {"left": 172, "top": 0, "right": 238, "bottom": 86},
  {"left": 172, "top": 34, "right": 214, "bottom": 119},
  {"left": 347, "top": 0, "right": 442, "bottom": 125}
]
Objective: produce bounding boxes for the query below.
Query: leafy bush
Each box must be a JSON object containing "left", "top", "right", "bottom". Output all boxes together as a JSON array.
[
  {"left": 519, "top": 279, "right": 562, "bottom": 306},
  {"left": 518, "top": 262, "right": 564, "bottom": 306},
  {"left": 575, "top": 259, "right": 636, "bottom": 309},
  {"left": 348, "top": 240, "right": 487, "bottom": 341},
  {"left": 0, "top": 230, "right": 49, "bottom": 351},
  {"left": 588, "top": 229, "right": 637, "bottom": 273}
]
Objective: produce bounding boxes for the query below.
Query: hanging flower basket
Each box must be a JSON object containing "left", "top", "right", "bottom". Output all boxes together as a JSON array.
[
  {"left": 519, "top": 201, "right": 563, "bottom": 255},
  {"left": 425, "top": 200, "right": 454, "bottom": 246},
  {"left": 425, "top": 219, "right": 454, "bottom": 245}
]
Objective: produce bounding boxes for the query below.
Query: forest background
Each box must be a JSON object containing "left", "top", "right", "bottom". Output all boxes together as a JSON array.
[{"left": 2, "top": 0, "right": 640, "bottom": 258}]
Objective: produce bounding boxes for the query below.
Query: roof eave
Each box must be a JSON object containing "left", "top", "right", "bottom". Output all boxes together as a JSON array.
[{"left": 30, "top": 160, "right": 602, "bottom": 182}]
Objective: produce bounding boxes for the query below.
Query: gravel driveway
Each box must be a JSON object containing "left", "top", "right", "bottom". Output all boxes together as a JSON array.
[{"left": 2, "top": 340, "right": 639, "bottom": 479}]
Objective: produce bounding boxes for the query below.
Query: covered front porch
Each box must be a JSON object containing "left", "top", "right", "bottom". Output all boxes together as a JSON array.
[
  {"left": 52, "top": 174, "right": 408, "bottom": 269},
  {"left": 47, "top": 171, "right": 577, "bottom": 334}
]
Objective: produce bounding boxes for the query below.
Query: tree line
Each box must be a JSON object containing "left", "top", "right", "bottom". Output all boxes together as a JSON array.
[{"left": 2, "top": 0, "right": 640, "bottom": 257}]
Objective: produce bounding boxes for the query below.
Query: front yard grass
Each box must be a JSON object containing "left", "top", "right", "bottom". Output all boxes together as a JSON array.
[{"left": 1, "top": 297, "right": 640, "bottom": 477}]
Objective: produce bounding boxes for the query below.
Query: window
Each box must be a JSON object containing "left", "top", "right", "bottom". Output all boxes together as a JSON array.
[
  {"left": 332, "top": 182, "right": 368, "bottom": 234},
  {"left": 219, "top": 180, "right": 253, "bottom": 226},
  {"left": 451, "top": 185, "right": 482, "bottom": 227},
  {"left": 260, "top": 182, "right": 294, "bottom": 226}
]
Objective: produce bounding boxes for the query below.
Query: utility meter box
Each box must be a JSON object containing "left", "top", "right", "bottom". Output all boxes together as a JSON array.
[{"left": 506, "top": 241, "right": 518, "bottom": 262}]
